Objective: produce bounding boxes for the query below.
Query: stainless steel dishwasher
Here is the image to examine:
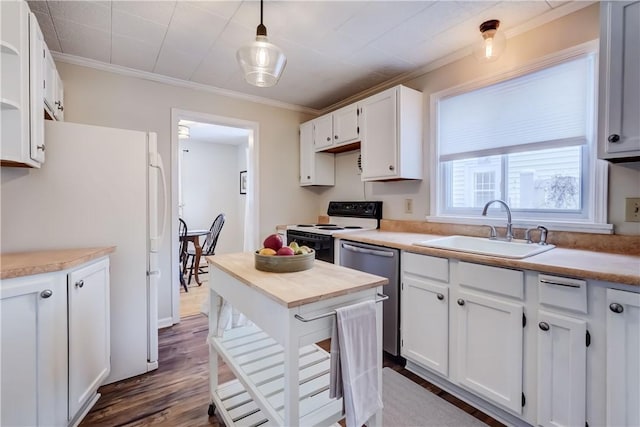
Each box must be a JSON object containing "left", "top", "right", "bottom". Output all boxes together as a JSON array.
[{"left": 339, "top": 240, "right": 400, "bottom": 356}]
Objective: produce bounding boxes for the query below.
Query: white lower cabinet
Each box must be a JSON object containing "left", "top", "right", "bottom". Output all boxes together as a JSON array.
[
  {"left": 401, "top": 274, "right": 449, "bottom": 376},
  {"left": 536, "top": 310, "right": 586, "bottom": 427},
  {"left": 0, "top": 256, "right": 110, "bottom": 426},
  {"left": 454, "top": 290, "right": 524, "bottom": 414},
  {"left": 68, "top": 258, "right": 110, "bottom": 422},
  {"left": 606, "top": 288, "right": 640, "bottom": 427},
  {"left": 1, "top": 273, "right": 68, "bottom": 426}
]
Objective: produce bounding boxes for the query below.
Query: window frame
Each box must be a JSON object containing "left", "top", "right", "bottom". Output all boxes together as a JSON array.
[{"left": 428, "top": 40, "right": 612, "bottom": 234}]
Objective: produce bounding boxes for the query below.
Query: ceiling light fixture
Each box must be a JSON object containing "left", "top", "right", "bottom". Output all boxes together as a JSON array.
[
  {"left": 178, "top": 124, "right": 190, "bottom": 139},
  {"left": 474, "top": 19, "right": 506, "bottom": 62},
  {"left": 236, "top": 0, "right": 286, "bottom": 88}
]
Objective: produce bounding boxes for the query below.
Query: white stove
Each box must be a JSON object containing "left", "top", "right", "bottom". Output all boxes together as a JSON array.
[
  {"left": 286, "top": 201, "right": 382, "bottom": 263},
  {"left": 286, "top": 217, "right": 379, "bottom": 236}
]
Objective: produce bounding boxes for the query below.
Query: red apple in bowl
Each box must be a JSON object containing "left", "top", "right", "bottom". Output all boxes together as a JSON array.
[
  {"left": 277, "top": 246, "right": 295, "bottom": 256},
  {"left": 263, "top": 233, "right": 283, "bottom": 251}
]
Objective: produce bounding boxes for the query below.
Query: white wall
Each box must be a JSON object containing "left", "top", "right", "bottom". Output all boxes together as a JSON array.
[
  {"left": 180, "top": 139, "right": 244, "bottom": 254},
  {"left": 317, "top": 4, "right": 640, "bottom": 235}
]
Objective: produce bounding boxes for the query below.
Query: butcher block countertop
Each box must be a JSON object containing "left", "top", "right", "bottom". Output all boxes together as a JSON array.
[
  {"left": 334, "top": 230, "right": 640, "bottom": 287},
  {"left": 0, "top": 247, "right": 116, "bottom": 280},
  {"left": 207, "top": 252, "right": 388, "bottom": 308}
]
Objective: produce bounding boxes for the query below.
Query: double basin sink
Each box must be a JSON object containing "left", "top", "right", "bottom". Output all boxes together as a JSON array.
[{"left": 413, "top": 235, "right": 555, "bottom": 259}]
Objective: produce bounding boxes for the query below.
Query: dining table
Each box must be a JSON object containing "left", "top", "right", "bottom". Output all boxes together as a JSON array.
[{"left": 181, "top": 229, "right": 210, "bottom": 286}]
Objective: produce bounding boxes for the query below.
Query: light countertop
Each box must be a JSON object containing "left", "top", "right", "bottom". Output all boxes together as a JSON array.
[
  {"left": 334, "top": 230, "right": 640, "bottom": 287},
  {"left": 207, "top": 252, "right": 388, "bottom": 308},
  {"left": 0, "top": 247, "right": 116, "bottom": 280}
]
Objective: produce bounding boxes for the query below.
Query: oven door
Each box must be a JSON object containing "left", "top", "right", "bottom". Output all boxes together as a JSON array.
[{"left": 286, "top": 230, "right": 334, "bottom": 263}]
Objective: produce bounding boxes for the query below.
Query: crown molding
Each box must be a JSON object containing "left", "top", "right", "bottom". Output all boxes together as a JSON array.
[
  {"left": 319, "top": 1, "right": 596, "bottom": 115},
  {"left": 52, "top": 52, "right": 321, "bottom": 115}
]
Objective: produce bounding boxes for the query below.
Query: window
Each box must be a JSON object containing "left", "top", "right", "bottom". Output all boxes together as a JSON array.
[{"left": 431, "top": 45, "right": 609, "bottom": 231}]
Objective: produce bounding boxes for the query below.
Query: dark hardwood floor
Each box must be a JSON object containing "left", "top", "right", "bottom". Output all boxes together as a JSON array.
[{"left": 82, "top": 314, "right": 504, "bottom": 426}]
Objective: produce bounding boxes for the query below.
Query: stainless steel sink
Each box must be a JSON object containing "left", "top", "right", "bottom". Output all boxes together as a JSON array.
[{"left": 413, "top": 235, "right": 555, "bottom": 259}]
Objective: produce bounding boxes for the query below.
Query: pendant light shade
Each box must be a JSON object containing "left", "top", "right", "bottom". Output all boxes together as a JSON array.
[
  {"left": 236, "top": 0, "right": 286, "bottom": 87},
  {"left": 474, "top": 19, "right": 506, "bottom": 62}
]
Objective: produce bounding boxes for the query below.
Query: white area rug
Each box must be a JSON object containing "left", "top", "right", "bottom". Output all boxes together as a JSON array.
[{"left": 382, "top": 368, "right": 487, "bottom": 427}]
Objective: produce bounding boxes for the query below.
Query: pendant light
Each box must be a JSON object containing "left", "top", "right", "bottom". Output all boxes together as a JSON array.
[
  {"left": 474, "top": 19, "right": 506, "bottom": 62},
  {"left": 236, "top": 0, "right": 287, "bottom": 88}
]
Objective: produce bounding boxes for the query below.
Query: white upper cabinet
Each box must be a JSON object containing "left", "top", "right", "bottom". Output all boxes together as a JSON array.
[
  {"left": 598, "top": 1, "right": 640, "bottom": 161},
  {"left": 44, "top": 47, "right": 64, "bottom": 121},
  {"left": 299, "top": 121, "right": 334, "bottom": 186},
  {"left": 360, "top": 85, "right": 423, "bottom": 181},
  {"left": 0, "top": 1, "right": 42, "bottom": 168},
  {"left": 312, "top": 114, "right": 333, "bottom": 151},
  {"left": 331, "top": 104, "right": 360, "bottom": 146}
]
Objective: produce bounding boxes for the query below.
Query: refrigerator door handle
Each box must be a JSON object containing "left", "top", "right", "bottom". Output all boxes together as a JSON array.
[{"left": 156, "top": 153, "right": 168, "bottom": 248}]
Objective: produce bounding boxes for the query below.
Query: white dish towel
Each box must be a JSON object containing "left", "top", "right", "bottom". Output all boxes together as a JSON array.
[{"left": 330, "top": 300, "right": 383, "bottom": 427}]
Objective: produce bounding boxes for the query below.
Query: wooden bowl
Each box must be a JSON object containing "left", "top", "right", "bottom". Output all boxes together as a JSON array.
[{"left": 254, "top": 250, "right": 315, "bottom": 273}]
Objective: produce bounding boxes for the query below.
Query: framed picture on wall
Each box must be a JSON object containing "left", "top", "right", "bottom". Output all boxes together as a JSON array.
[{"left": 240, "top": 170, "right": 247, "bottom": 195}]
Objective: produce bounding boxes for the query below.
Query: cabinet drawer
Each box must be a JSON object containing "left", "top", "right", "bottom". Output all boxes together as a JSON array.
[
  {"left": 538, "top": 274, "right": 587, "bottom": 314},
  {"left": 403, "top": 252, "right": 449, "bottom": 282},
  {"left": 458, "top": 262, "right": 524, "bottom": 299}
]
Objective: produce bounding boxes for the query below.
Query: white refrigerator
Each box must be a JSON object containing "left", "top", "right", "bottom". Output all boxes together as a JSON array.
[{"left": 0, "top": 120, "right": 167, "bottom": 384}]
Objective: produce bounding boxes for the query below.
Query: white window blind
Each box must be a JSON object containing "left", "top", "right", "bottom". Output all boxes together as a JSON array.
[{"left": 438, "top": 54, "right": 595, "bottom": 161}]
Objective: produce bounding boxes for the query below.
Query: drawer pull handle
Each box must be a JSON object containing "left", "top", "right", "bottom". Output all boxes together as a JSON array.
[
  {"left": 436, "top": 293, "right": 444, "bottom": 301},
  {"left": 40, "top": 289, "right": 53, "bottom": 299},
  {"left": 75, "top": 280, "right": 84, "bottom": 289},
  {"left": 539, "top": 322, "right": 550, "bottom": 331},
  {"left": 457, "top": 298, "right": 465, "bottom": 306},
  {"left": 539, "top": 279, "right": 581, "bottom": 288},
  {"left": 609, "top": 303, "right": 624, "bottom": 314}
]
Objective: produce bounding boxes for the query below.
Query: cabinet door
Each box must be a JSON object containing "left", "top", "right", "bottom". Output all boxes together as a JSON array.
[
  {"left": 1, "top": 273, "right": 67, "bottom": 426},
  {"left": 55, "top": 69, "right": 64, "bottom": 121},
  {"left": 454, "top": 290, "right": 524, "bottom": 414},
  {"left": 360, "top": 87, "right": 398, "bottom": 180},
  {"left": 599, "top": 1, "right": 640, "bottom": 159},
  {"left": 313, "top": 115, "right": 333, "bottom": 151},
  {"left": 537, "top": 310, "right": 586, "bottom": 427},
  {"left": 332, "top": 104, "right": 359, "bottom": 145},
  {"left": 606, "top": 288, "right": 640, "bottom": 427},
  {"left": 401, "top": 275, "right": 449, "bottom": 376},
  {"left": 43, "top": 45, "right": 56, "bottom": 115},
  {"left": 300, "top": 122, "right": 313, "bottom": 185},
  {"left": 28, "top": 12, "right": 45, "bottom": 164},
  {"left": 68, "top": 258, "right": 110, "bottom": 420}
]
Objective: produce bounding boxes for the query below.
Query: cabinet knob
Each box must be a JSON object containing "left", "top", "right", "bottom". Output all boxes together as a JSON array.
[
  {"left": 307, "top": 176, "right": 310, "bottom": 179},
  {"left": 37, "top": 144, "right": 46, "bottom": 152},
  {"left": 609, "top": 303, "right": 624, "bottom": 314},
  {"left": 334, "top": 135, "right": 338, "bottom": 139},
  {"left": 389, "top": 165, "right": 395, "bottom": 171},
  {"left": 608, "top": 134, "right": 620, "bottom": 143},
  {"left": 436, "top": 293, "right": 444, "bottom": 301},
  {"left": 40, "top": 289, "right": 53, "bottom": 299},
  {"left": 75, "top": 280, "right": 84, "bottom": 289},
  {"left": 55, "top": 101, "right": 63, "bottom": 111},
  {"left": 538, "top": 321, "right": 550, "bottom": 331},
  {"left": 326, "top": 137, "right": 331, "bottom": 141},
  {"left": 457, "top": 298, "right": 465, "bottom": 306}
]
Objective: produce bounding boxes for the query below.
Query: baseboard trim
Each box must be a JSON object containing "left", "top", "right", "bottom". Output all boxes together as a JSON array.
[{"left": 158, "top": 316, "right": 174, "bottom": 329}]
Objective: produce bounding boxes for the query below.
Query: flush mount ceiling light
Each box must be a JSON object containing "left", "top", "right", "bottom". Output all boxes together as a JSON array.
[
  {"left": 474, "top": 19, "right": 506, "bottom": 63},
  {"left": 178, "top": 124, "right": 190, "bottom": 139},
  {"left": 236, "top": 0, "right": 287, "bottom": 88}
]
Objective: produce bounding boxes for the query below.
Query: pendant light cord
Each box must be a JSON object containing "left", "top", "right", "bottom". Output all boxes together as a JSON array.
[
  {"left": 256, "top": 0, "right": 267, "bottom": 36},
  {"left": 260, "top": 0, "right": 263, "bottom": 26}
]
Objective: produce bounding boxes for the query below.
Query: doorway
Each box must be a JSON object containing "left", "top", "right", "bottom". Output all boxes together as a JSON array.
[{"left": 170, "top": 109, "right": 260, "bottom": 324}]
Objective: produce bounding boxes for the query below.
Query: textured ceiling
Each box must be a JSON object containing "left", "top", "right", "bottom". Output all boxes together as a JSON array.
[{"left": 28, "top": 0, "right": 581, "bottom": 111}]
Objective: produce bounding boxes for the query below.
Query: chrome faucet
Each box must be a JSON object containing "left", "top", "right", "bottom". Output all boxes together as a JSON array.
[{"left": 481, "top": 199, "right": 513, "bottom": 241}]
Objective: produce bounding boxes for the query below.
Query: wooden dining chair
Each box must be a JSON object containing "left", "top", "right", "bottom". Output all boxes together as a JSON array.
[
  {"left": 186, "top": 213, "right": 225, "bottom": 285},
  {"left": 178, "top": 218, "right": 189, "bottom": 292}
]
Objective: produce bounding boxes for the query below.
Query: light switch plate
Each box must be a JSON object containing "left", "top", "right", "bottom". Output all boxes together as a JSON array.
[
  {"left": 625, "top": 197, "right": 640, "bottom": 222},
  {"left": 404, "top": 198, "right": 413, "bottom": 214}
]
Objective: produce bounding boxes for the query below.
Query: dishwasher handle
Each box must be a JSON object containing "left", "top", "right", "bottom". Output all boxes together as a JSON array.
[{"left": 341, "top": 242, "right": 395, "bottom": 258}]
